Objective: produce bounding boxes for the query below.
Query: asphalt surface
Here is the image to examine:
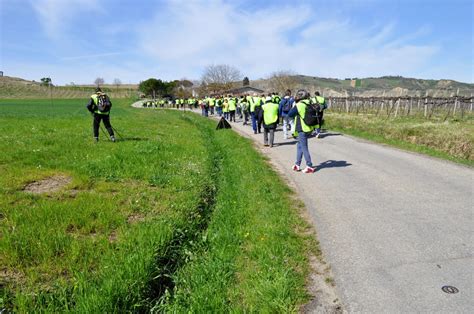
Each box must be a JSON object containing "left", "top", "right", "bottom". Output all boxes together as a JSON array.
[
  {"left": 135, "top": 105, "right": 473, "bottom": 313},
  {"left": 208, "top": 113, "right": 473, "bottom": 313}
]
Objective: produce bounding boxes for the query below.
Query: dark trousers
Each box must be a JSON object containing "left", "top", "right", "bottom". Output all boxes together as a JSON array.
[
  {"left": 229, "top": 110, "right": 236, "bottom": 122},
  {"left": 264, "top": 128, "right": 275, "bottom": 146},
  {"left": 255, "top": 107, "right": 263, "bottom": 133},
  {"left": 317, "top": 112, "right": 324, "bottom": 130},
  {"left": 93, "top": 114, "right": 114, "bottom": 138},
  {"left": 243, "top": 111, "right": 249, "bottom": 124}
]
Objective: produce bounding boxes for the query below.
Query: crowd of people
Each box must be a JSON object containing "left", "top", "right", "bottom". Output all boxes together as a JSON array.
[
  {"left": 175, "top": 90, "right": 327, "bottom": 173},
  {"left": 88, "top": 88, "right": 327, "bottom": 174}
]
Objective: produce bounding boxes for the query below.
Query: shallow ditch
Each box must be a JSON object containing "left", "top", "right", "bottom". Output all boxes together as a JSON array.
[{"left": 138, "top": 116, "right": 223, "bottom": 312}]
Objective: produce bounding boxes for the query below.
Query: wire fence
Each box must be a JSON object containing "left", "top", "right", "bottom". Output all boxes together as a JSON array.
[{"left": 327, "top": 96, "right": 474, "bottom": 120}]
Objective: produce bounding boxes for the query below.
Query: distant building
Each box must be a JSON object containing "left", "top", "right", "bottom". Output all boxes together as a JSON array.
[
  {"left": 0, "top": 71, "right": 3, "bottom": 77},
  {"left": 226, "top": 86, "right": 264, "bottom": 95}
]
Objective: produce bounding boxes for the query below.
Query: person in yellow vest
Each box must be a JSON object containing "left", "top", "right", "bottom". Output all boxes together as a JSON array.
[
  {"left": 287, "top": 89, "right": 316, "bottom": 173},
  {"left": 262, "top": 95, "right": 280, "bottom": 147},
  {"left": 209, "top": 96, "right": 215, "bottom": 115},
  {"left": 240, "top": 95, "right": 249, "bottom": 125},
  {"left": 215, "top": 96, "right": 223, "bottom": 116},
  {"left": 228, "top": 94, "right": 237, "bottom": 122},
  {"left": 86, "top": 87, "right": 115, "bottom": 142},
  {"left": 311, "top": 91, "right": 327, "bottom": 137},
  {"left": 222, "top": 98, "right": 230, "bottom": 120}
]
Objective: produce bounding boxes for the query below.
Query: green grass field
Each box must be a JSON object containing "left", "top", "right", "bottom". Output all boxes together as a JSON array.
[
  {"left": 325, "top": 112, "right": 473, "bottom": 166},
  {"left": 0, "top": 99, "right": 316, "bottom": 312}
]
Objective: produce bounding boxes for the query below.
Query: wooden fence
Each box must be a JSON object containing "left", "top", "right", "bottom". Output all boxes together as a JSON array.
[{"left": 327, "top": 96, "right": 473, "bottom": 120}]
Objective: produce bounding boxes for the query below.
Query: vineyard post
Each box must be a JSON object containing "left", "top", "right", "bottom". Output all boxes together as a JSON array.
[
  {"left": 453, "top": 88, "right": 459, "bottom": 117},
  {"left": 424, "top": 92, "right": 428, "bottom": 118},
  {"left": 470, "top": 93, "right": 473, "bottom": 112},
  {"left": 345, "top": 98, "right": 349, "bottom": 113},
  {"left": 394, "top": 98, "right": 400, "bottom": 118}
]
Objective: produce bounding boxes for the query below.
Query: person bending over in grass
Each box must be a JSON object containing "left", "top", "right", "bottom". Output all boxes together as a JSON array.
[
  {"left": 86, "top": 87, "right": 115, "bottom": 142},
  {"left": 287, "top": 89, "right": 316, "bottom": 173}
]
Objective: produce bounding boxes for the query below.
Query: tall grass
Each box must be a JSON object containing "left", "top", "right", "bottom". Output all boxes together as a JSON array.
[{"left": 0, "top": 99, "right": 315, "bottom": 311}]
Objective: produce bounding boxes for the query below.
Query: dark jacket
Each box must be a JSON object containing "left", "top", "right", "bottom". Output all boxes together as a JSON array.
[
  {"left": 279, "top": 96, "right": 294, "bottom": 117},
  {"left": 86, "top": 93, "right": 112, "bottom": 114},
  {"left": 288, "top": 103, "right": 305, "bottom": 133}
]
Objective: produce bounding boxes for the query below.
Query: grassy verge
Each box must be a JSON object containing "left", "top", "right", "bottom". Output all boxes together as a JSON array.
[
  {"left": 325, "top": 113, "right": 473, "bottom": 166},
  {"left": 0, "top": 99, "right": 316, "bottom": 311}
]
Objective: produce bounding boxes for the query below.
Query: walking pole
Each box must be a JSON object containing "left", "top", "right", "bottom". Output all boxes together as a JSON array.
[
  {"left": 111, "top": 126, "right": 124, "bottom": 140},
  {"left": 99, "top": 124, "right": 111, "bottom": 141}
]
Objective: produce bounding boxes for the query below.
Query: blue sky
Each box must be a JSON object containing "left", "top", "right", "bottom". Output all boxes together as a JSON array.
[{"left": 0, "top": 0, "right": 472, "bottom": 85}]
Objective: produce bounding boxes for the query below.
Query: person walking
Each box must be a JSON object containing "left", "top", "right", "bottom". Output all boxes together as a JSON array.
[
  {"left": 287, "top": 89, "right": 316, "bottom": 173},
  {"left": 209, "top": 96, "right": 215, "bottom": 115},
  {"left": 222, "top": 98, "right": 230, "bottom": 120},
  {"left": 86, "top": 87, "right": 115, "bottom": 142},
  {"left": 279, "top": 89, "right": 295, "bottom": 139},
  {"left": 228, "top": 95, "right": 237, "bottom": 122},
  {"left": 248, "top": 93, "right": 260, "bottom": 133},
  {"left": 216, "top": 96, "right": 223, "bottom": 117},
  {"left": 262, "top": 95, "right": 280, "bottom": 147},
  {"left": 312, "top": 91, "right": 327, "bottom": 138},
  {"left": 240, "top": 95, "right": 249, "bottom": 125}
]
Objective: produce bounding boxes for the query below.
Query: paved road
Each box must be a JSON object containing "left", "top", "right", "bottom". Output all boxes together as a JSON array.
[
  {"left": 210, "top": 114, "right": 473, "bottom": 313},
  {"left": 135, "top": 105, "right": 473, "bottom": 312}
]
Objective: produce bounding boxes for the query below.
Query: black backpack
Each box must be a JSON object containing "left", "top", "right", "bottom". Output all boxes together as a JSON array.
[
  {"left": 281, "top": 98, "right": 292, "bottom": 113},
  {"left": 301, "top": 100, "right": 320, "bottom": 126},
  {"left": 97, "top": 94, "right": 111, "bottom": 112}
]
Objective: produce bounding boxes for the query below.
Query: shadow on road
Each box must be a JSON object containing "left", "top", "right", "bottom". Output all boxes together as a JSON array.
[
  {"left": 318, "top": 132, "right": 342, "bottom": 139},
  {"left": 274, "top": 140, "right": 298, "bottom": 146},
  {"left": 316, "top": 160, "right": 352, "bottom": 171}
]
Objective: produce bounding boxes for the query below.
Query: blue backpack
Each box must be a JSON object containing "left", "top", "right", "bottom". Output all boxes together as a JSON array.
[{"left": 281, "top": 98, "right": 293, "bottom": 113}]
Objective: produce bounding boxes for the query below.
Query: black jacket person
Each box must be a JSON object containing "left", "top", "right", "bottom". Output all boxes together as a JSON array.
[{"left": 86, "top": 87, "right": 115, "bottom": 142}]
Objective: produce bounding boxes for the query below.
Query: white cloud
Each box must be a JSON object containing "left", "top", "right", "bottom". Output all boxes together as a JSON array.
[
  {"left": 135, "top": 0, "right": 440, "bottom": 82},
  {"left": 31, "top": 0, "right": 102, "bottom": 39}
]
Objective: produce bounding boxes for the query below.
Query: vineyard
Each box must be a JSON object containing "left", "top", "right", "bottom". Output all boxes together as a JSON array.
[
  {"left": 327, "top": 96, "right": 473, "bottom": 120},
  {"left": 0, "top": 77, "right": 138, "bottom": 99}
]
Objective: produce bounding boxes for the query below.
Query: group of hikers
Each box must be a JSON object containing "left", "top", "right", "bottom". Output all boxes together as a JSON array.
[{"left": 87, "top": 87, "right": 327, "bottom": 174}]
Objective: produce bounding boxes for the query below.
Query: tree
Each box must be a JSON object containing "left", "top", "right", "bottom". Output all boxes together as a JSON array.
[
  {"left": 40, "top": 77, "right": 52, "bottom": 86},
  {"left": 267, "top": 70, "right": 298, "bottom": 94},
  {"left": 139, "top": 78, "right": 175, "bottom": 98},
  {"left": 94, "top": 77, "right": 105, "bottom": 86},
  {"left": 201, "top": 64, "right": 242, "bottom": 93},
  {"left": 113, "top": 78, "right": 122, "bottom": 91}
]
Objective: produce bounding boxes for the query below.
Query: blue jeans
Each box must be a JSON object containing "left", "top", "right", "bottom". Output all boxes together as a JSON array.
[
  {"left": 250, "top": 112, "right": 257, "bottom": 132},
  {"left": 296, "top": 132, "right": 313, "bottom": 167}
]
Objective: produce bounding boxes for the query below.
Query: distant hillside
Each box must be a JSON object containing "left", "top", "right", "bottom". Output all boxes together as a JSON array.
[
  {"left": 2, "top": 75, "right": 473, "bottom": 99},
  {"left": 0, "top": 76, "right": 138, "bottom": 99},
  {"left": 250, "top": 75, "right": 474, "bottom": 97}
]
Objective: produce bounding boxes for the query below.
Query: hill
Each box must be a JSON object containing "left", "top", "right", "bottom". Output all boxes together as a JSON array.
[
  {"left": 250, "top": 75, "right": 474, "bottom": 97},
  {"left": 0, "top": 76, "right": 138, "bottom": 99},
  {"left": 1, "top": 75, "right": 473, "bottom": 99}
]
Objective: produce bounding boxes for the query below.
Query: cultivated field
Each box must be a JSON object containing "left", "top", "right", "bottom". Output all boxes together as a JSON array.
[
  {"left": 0, "top": 77, "right": 138, "bottom": 99},
  {"left": 0, "top": 99, "right": 316, "bottom": 311}
]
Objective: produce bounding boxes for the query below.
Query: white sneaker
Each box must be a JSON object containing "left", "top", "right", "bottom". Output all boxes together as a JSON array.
[{"left": 292, "top": 164, "right": 301, "bottom": 172}]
